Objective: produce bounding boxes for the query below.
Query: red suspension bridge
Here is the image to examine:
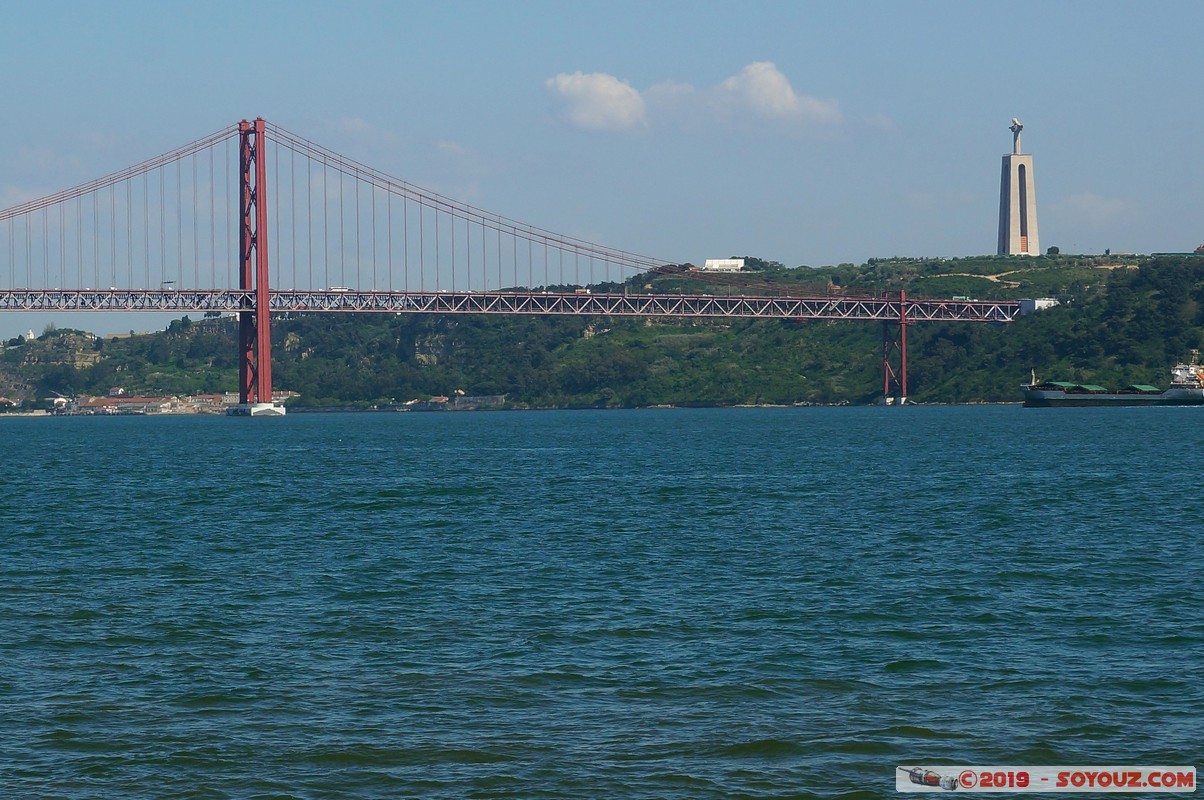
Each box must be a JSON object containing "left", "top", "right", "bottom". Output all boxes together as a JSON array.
[{"left": 0, "top": 118, "right": 1022, "bottom": 411}]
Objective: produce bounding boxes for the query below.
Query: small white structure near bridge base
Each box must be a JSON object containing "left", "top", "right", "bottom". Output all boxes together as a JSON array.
[
  {"left": 1019, "top": 298, "right": 1059, "bottom": 315},
  {"left": 226, "top": 402, "right": 286, "bottom": 417},
  {"left": 702, "top": 258, "right": 745, "bottom": 272}
]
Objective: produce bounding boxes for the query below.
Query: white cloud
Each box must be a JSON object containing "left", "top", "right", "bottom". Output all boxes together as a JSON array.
[
  {"left": 545, "top": 72, "right": 646, "bottom": 132},
  {"left": 715, "top": 62, "right": 842, "bottom": 124},
  {"left": 547, "top": 62, "right": 841, "bottom": 133}
]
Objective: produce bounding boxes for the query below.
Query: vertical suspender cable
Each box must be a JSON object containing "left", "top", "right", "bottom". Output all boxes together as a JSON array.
[
  {"left": 371, "top": 179, "right": 376, "bottom": 289},
  {"left": 177, "top": 160, "right": 182, "bottom": 287},
  {"left": 269, "top": 139, "right": 279, "bottom": 290},
  {"left": 59, "top": 203, "right": 65, "bottom": 288},
  {"left": 210, "top": 146, "right": 215, "bottom": 289},
  {"left": 322, "top": 158, "right": 328, "bottom": 289},
  {"left": 354, "top": 171, "right": 360, "bottom": 287},
  {"left": 127, "top": 178, "right": 133, "bottom": 288},
  {"left": 273, "top": 141, "right": 280, "bottom": 289},
  {"left": 159, "top": 168, "right": 165, "bottom": 287},
  {"left": 290, "top": 148, "right": 296, "bottom": 290},
  {"left": 388, "top": 188, "right": 393, "bottom": 292},
  {"left": 93, "top": 191, "right": 99, "bottom": 289},
  {"left": 338, "top": 169, "right": 344, "bottom": 286},
  {"left": 77, "top": 196, "right": 83, "bottom": 289},
  {"left": 400, "top": 193, "right": 406, "bottom": 293},
  {"left": 307, "top": 155, "right": 313, "bottom": 290},
  {"left": 193, "top": 153, "right": 198, "bottom": 288},
  {"left": 325, "top": 157, "right": 329, "bottom": 289},
  {"left": 144, "top": 173, "right": 150, "bottom": 289},
  {"left": 227, "top": 137, "right": 233, "bottom": 291},
  {"left": 110, "top": 184, "right": 117, "bottom": 287}
]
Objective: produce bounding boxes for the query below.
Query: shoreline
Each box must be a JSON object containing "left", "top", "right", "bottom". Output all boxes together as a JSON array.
[{"left": 1, "top": 401, "right": 1027, "bottom": 418}]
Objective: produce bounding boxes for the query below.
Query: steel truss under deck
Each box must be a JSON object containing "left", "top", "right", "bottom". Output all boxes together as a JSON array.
[{"left": 0, "top": 289, "right": 1022, "bottom": 323}]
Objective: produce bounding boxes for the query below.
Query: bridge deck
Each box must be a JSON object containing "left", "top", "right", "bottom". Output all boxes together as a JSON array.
[{"left": 0, "top": 289, "right": 1021, "bottom": 323}]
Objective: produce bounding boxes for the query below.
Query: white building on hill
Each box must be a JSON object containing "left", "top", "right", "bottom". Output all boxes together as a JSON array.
[{"left": 702, "top": 258, "right": 745, "bottom": 273}]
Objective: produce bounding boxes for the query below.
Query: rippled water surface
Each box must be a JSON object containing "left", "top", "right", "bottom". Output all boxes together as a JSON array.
[{"left": 2, "top": 407, "right": 1201, "bottom": 798}]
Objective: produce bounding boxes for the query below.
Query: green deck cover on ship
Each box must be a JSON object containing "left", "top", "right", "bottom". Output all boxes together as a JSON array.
[{"left": 1038, "top": 381, "right": 1162, "bottom": 393}]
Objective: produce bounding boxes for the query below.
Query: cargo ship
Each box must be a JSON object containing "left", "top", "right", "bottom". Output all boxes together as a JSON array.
[{"left": 1021, "top": 351, "right": 1204, "bottom": 407}]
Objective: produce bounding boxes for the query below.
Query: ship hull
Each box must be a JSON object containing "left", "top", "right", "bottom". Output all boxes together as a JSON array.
[{"left": 1022, "top": 387, "right": 1204, "bottom": 408}]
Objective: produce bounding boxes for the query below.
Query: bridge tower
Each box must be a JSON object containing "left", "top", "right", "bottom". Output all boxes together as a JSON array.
[
  {"left": 881, "top": 291, "right": 908, "bottom": 405},
  {"left": 233, "top": 118, "right": 282, "bottom": 415}
]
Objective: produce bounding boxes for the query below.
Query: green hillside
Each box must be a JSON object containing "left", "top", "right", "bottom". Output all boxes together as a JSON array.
[{"left": 4, "top": 254, "right": 1204, "bottom": 408}]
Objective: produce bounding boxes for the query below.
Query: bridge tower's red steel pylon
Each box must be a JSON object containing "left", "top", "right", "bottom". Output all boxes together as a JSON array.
[
  {"left": 238, "top": 118, "right": 272, "bottom": 406},
  {"left": 881, "top": 290, "right": 908, "bottom": 405}
]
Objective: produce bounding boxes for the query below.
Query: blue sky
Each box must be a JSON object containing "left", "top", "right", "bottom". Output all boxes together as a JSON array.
[{"left": 2, "top": 0, "right": 1202, "bottom": 337}]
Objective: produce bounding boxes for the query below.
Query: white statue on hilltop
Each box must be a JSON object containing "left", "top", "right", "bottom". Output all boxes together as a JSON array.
[{"left": 1010, "top": 118, "right": 1023, "bottom": 154}]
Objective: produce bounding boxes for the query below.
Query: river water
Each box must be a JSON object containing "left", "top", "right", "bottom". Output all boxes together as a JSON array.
[{"left": 1, "top": 407, "right": 1200, "bottom": 798}]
